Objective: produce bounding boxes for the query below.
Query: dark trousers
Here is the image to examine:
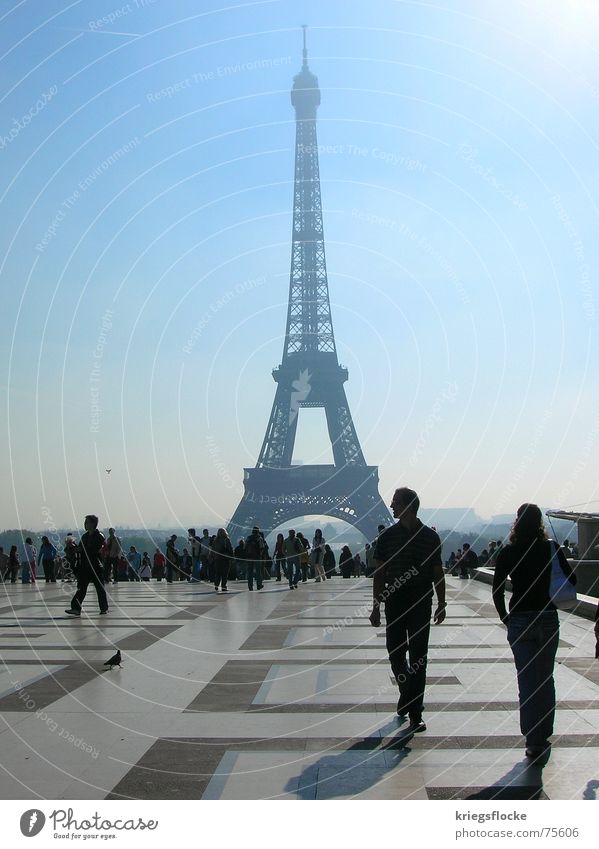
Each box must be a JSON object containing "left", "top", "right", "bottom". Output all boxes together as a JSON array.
[
  {"left": 507, "top": 610, "right": 559, "bottom": 748},
  {"left": 215, "top": 562, "right": 229, "bottom": 590},
  {"left": 247, "top": 562, "right": 263, "bottom": 590},
  {"left": 70, "top": 568, "right": 108, "bottom": 613},
  {"left": 42, "top": 559, "right": 56, "bottom": 582},
  {"left": 384, "top": 590, "right": 432, "bottom": 722}
]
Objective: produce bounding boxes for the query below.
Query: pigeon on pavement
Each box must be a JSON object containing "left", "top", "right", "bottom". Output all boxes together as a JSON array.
[{"left": 104, "top": 649, "right": 122, "bottom": 669}]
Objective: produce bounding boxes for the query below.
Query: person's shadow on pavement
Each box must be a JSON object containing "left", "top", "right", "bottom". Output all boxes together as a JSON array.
[
  {"left": 452, "top": 759, "right": 547, "bottom": 801},
  {"left": 286, "top": 719, "right": 413, "bottom": 800}
]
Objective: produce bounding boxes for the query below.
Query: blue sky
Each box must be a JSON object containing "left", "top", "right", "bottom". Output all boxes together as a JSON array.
[{"left": 1, "top": 0, "right": 598, "bottom": 530}]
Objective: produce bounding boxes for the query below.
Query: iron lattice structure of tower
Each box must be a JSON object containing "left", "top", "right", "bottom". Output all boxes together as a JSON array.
[{"left": 228, "top": 29, "right": 391, "bottom": 541}]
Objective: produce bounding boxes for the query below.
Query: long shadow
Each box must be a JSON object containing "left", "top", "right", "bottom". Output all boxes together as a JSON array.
[
  {"left": 428, "top": 758, "right": 547, "bottom": 801},
  {"left": 285, "top": 718, "right": 414, "bottom": 800}
]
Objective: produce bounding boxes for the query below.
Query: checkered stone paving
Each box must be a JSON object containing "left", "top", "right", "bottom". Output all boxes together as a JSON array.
[{"left": 0, "top": 576, "right": 598, "bottom": 800}]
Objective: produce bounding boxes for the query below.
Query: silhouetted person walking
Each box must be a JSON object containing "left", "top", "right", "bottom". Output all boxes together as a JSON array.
[
  {"left": 105, "top": 528, "right": 122, "bottom": 583},
  {"left": 283, "top": 529, "right": 302, "bottom": 589},
  {"left": 66, "top": 515, "right": 108, "bottom": 616},
  {"left": 370, "top": 487, "right": 446, "bottom": 735},
  {"left": 245, "top": 527, "right": 264, "bottom": 591},
  {"left": 493, "top": 503, "right": 576, "bottom": 762},
  {"left": 212, "top": 528, "right": 233, "bottom": 591}
]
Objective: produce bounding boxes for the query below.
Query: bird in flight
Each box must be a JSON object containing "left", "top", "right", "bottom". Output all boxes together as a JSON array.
[
  {"left": 104, "top": 649, "right": 122, "bottom": 669},
  {"left": 105, "top": 469, "right": 111, "bottom": 474}
]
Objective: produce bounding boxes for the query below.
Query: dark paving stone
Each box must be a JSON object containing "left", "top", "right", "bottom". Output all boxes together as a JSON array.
[
  {"left": 108, "top": 736, "right": 316, "bottom": 800},
  {"left": 108, "top": 740, "right": 228, "bottom": 800},
  {"left": 0, "top": 661, "right": 99, "bottom": 711},
  {"left": 561, "top": 658, "right": 599, "bottom": 686},
  {"left": 118, "top": 624, "right": 181, "bottom": 650},
  {"left": 239, "top": 625, "right": 292, "bottom": 651},
  {"left": 427, "top": 785, "right": 548, "bottom": 800}
]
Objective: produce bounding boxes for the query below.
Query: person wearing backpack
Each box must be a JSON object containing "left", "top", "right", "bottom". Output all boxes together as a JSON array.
[
  {"left": 245, "top": 527, "right": 264, "bottom": 591},
  {"left": 283, "top": 529, "right": 302, "bottom": 589}
]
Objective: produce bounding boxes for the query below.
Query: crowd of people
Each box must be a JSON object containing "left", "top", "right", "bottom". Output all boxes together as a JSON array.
[
  {"left": 1, "top": 497, "right": 598, "bottom": 761},
  {"left": 0, "top": 522, "right": 584, "bottom": 591},
  {"left": 0, "top": 524, "right": 379, "bottom": 591}
]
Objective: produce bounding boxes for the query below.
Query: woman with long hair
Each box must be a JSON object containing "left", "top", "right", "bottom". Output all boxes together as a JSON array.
[
  {"left": 311, "top": 529, "right": 326, "bottom": 582},
  {"left": 493, "top": 503, "right": 576, "bottom": 761},
  {"left": 212, "top": 528, "right": 233, "bottom": 592},
  {"left": 273, "top": 533, "right": 285, "bottom": 582}
]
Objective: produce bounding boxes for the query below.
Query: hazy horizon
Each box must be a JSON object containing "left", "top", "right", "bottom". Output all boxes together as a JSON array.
[{"left": 2, "top": 0, "right": 598, "bottom": 530}]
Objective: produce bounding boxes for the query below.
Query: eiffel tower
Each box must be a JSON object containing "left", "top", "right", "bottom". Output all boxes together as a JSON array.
[{"left": 228, "top": 28, "right": 391, "bottom": 541}]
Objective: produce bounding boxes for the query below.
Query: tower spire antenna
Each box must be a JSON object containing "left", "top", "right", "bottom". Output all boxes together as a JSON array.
[{"left": 302, "top": 24, "right": 308, "bottom": 67}]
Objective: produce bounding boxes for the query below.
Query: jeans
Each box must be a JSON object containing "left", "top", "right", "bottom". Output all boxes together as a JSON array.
[
  {"left": 247, "top": 562, "right": 263, "bottom": 590},
  {"left": 384, "top": 589, "right": 432, "bottom": 721},
  {"left": 507, "top": 609, "right": 559, "bottom": 748},
  {"left": 273, "top": 556, "right": 285, "bottom": 580},
  {"left": 192, "top": 556, "right": 202, "bottom": 581},
  {"left": 286, "top": 555, "right": 300, "bottom": 587}
]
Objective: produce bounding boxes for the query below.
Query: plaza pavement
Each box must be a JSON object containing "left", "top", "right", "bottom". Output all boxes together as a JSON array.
[{"left": 0, "top": 574, "right": 598, "bottom": 800}]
